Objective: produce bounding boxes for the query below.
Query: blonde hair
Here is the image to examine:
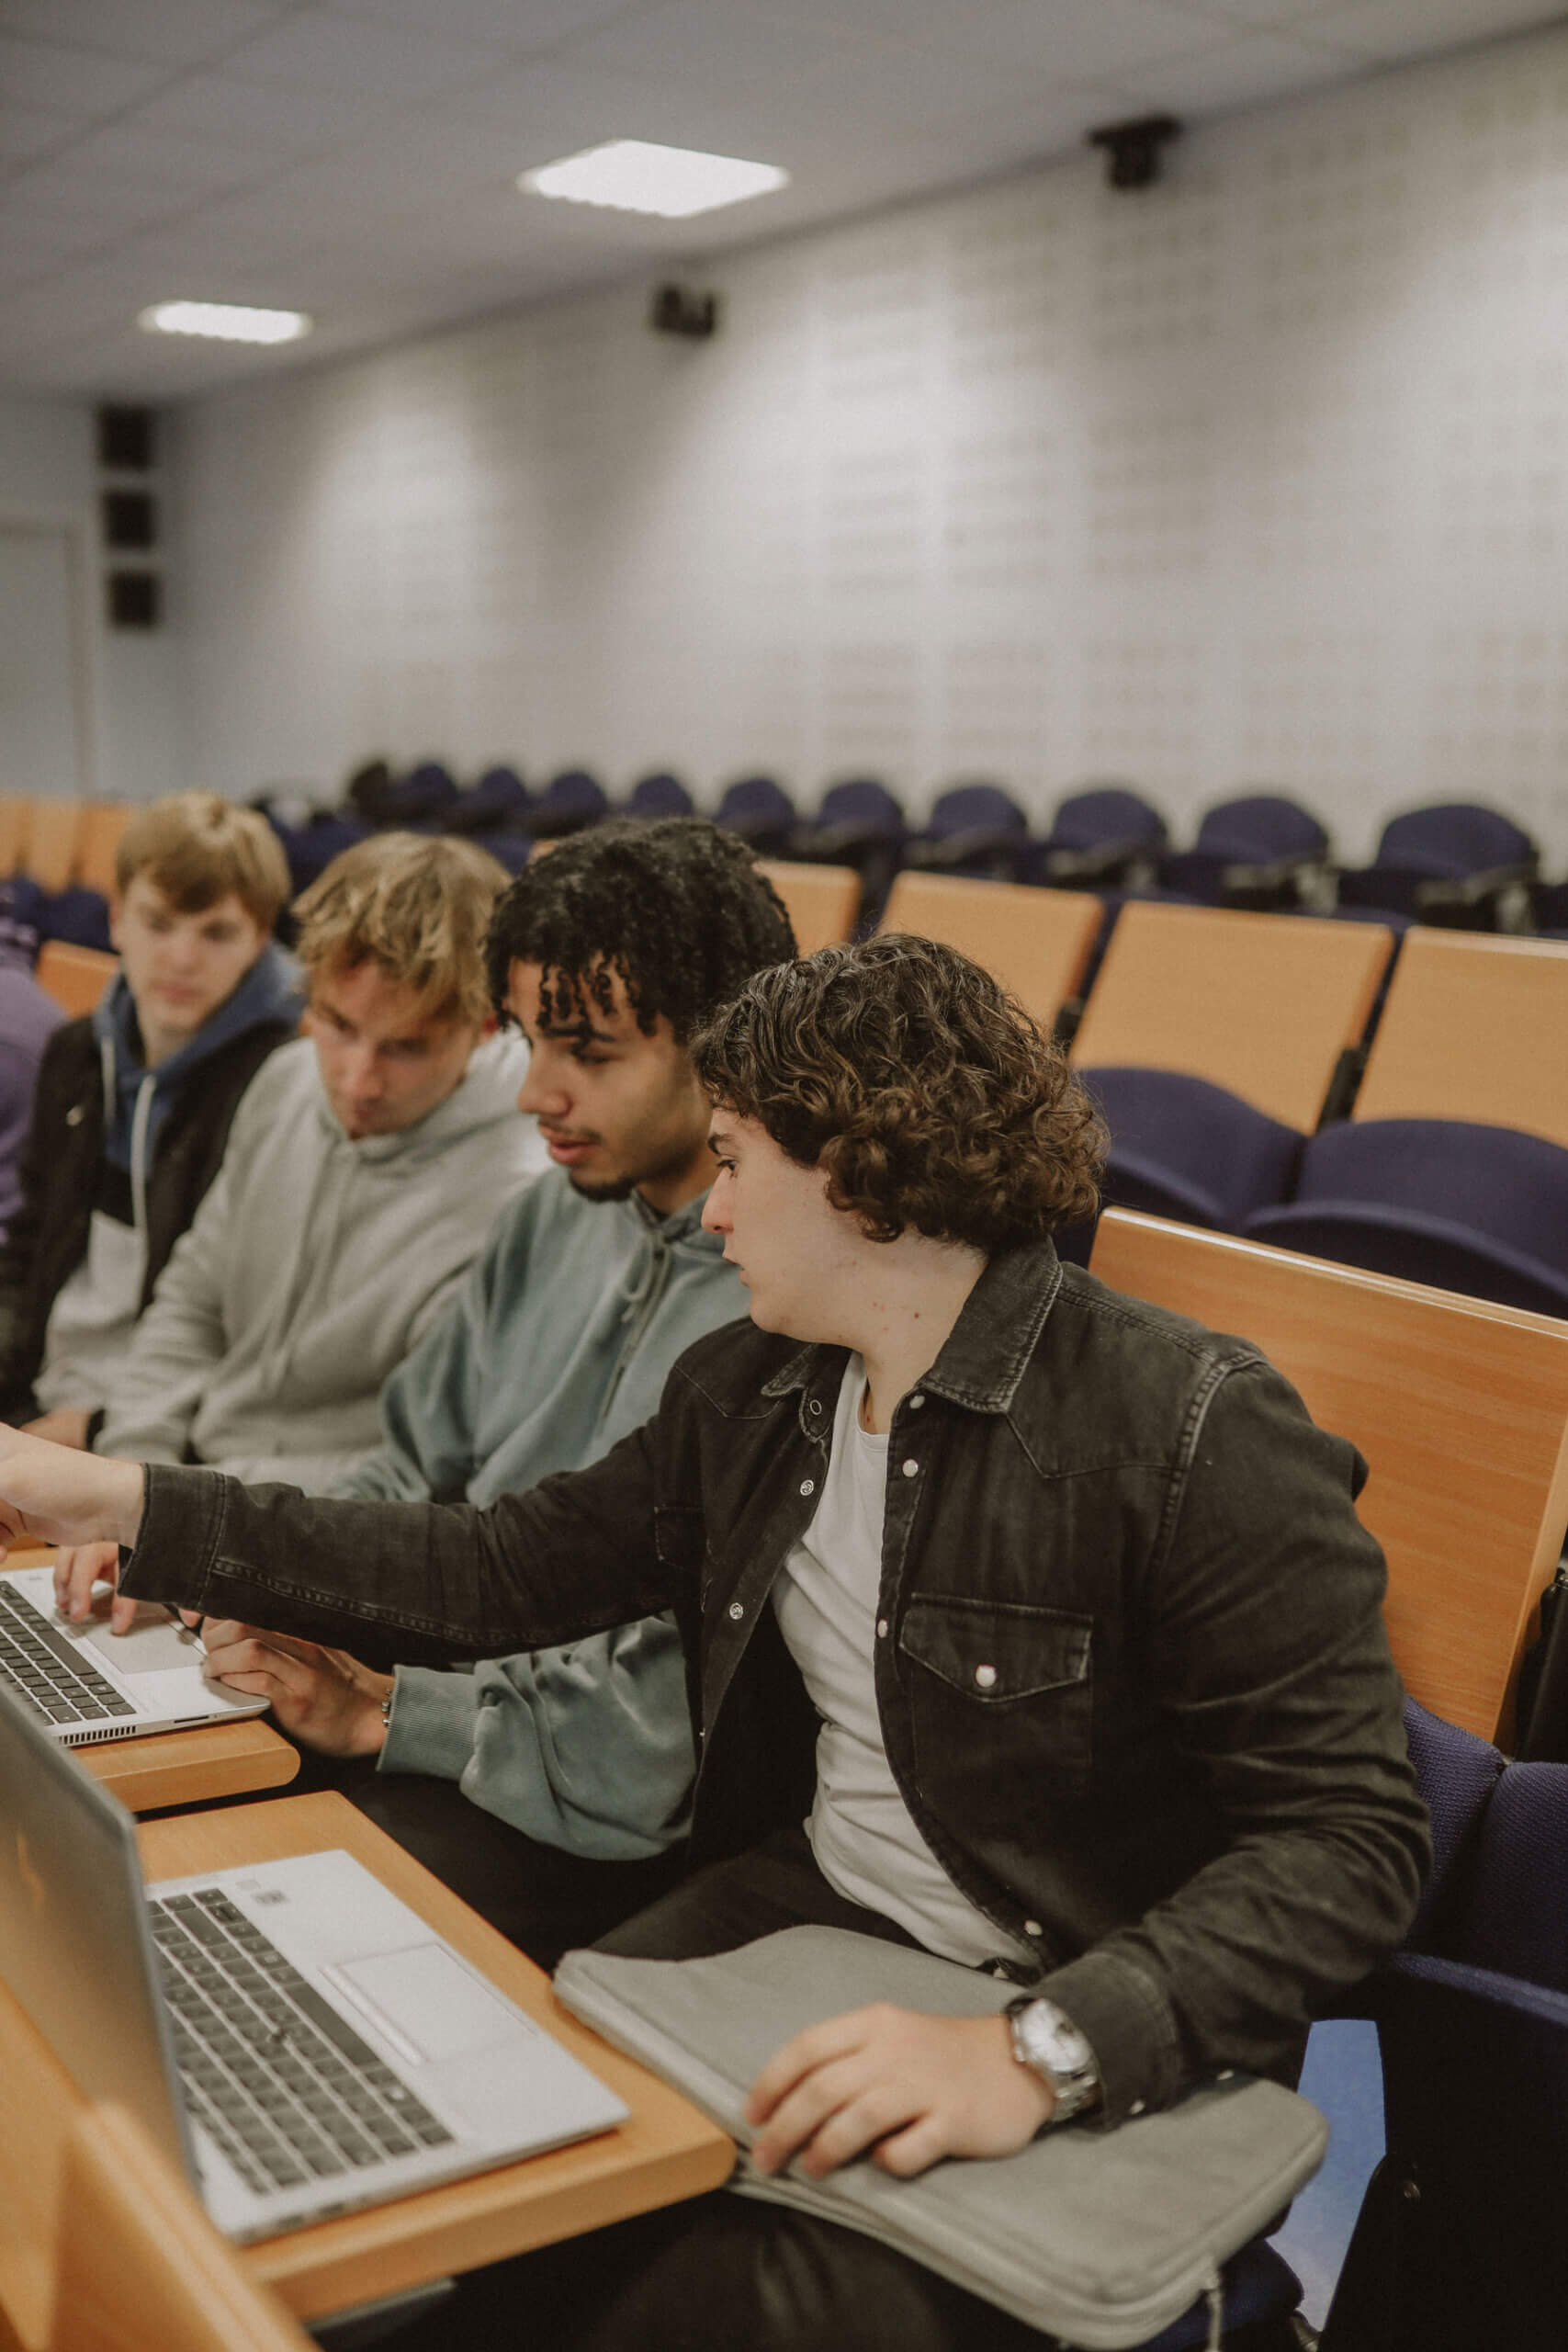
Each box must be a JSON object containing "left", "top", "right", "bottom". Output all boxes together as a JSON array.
[
  {"left": 116, "top": 791, "right": 290, "bottom": 930},
  {"left": 293, "top": 833, "right": 509, "bottom": 1027}
]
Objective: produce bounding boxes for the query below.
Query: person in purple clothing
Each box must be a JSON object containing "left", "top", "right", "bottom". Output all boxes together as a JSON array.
[{"left": 0, "top": 922, "right": 62, "bottom": 1242}]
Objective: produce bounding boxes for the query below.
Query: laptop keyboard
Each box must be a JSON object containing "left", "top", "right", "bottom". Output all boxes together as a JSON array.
[
  {"left": 150, "top": 1888, "right": 455, "bottom": 2199},
  {"left": 0, "top": 1580, "right": 134, "bottom": 1724}
]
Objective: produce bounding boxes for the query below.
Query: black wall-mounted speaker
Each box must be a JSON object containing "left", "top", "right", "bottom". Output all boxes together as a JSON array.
[
  {"left": 107, "top": 571, "right": 162, "bottom": 629},
  {"left": 102, "top": 490, "right": 157, "bottom": 550},
  {"left": 96, "top": 404, "right": 156, "bottom": 470}
]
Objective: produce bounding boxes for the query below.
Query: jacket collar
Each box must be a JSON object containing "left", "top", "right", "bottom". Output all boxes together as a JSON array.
[{"left": 759, "top": 1237, "right": 1064, "bottom": 1415}]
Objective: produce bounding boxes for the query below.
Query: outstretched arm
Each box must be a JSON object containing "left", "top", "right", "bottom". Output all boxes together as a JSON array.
[
  {"left": 0, "top": 1426, "right": 145, "bottom": 1554},
  {"left": 8, "top": 1413, "right": 680, "bottom": 1677}
]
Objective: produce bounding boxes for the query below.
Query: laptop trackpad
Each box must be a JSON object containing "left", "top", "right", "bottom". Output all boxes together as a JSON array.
[
  {"left": 334, "top": 1947, "right": 537, "bottom": 2064},
  {"left": 79, "top": 1612, "right": 203, "bottom": 1677}
]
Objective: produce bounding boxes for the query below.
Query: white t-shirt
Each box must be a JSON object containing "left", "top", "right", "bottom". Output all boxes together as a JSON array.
[{"left": 773, "top": 1355, "right": 1026, "bottom": 1968}]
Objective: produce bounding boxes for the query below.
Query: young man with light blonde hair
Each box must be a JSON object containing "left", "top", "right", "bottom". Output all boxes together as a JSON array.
[
  {"left": 0, "top": 789, "right": 299, "bottom": 1445},
  {"left": 73, "top": 830, "right": 546, "bottom": 1494}
]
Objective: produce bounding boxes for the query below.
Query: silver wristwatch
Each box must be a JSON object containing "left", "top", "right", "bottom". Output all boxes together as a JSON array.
[{"left": 1004, "top": 1996, "right": 1101, "bottom": 2122}]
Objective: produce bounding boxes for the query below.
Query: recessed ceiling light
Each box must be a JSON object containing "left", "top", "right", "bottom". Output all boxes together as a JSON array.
[
  {"left": 520, "top": 139, "right": 787, "bottom": 220},
  {"left": 139, "top": 301, "right": 311, "bottom": 345}
]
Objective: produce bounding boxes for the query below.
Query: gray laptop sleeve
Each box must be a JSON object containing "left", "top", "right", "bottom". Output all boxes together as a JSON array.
[{"left": 554, "top": 1927, "right": 1326, "bottom": 2349}]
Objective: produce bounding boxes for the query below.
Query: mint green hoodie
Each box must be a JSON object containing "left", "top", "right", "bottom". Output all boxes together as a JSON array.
[{"left": 329, "top": 1170, "right": 746, "bottom": 1858}]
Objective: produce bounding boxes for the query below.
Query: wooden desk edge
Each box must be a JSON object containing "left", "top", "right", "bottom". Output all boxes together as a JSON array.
[
  {"left": 136, "top": 1792, "right": 735, "bottom": 2323},
  {"left": 83, "top": 1718, "right": 301, "bottom": 1811}
]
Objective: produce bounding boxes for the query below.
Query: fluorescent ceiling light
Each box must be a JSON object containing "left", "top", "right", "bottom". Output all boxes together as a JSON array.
[
  {"left": 521, "top": 139, "right": 787, "bottom": 220},
  {"left": 139, "top": 301, "right": 311, "bottom": 345}
]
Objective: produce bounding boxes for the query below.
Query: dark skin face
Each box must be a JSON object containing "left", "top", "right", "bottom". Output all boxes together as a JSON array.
[{"left": 509, "top": 959, "right": 713, "bottom": 1213}]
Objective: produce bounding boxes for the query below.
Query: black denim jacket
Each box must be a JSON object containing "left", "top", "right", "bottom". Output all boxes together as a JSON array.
[{"left": 125, "top": 1238, "right": 1429, "bottom": 2122}]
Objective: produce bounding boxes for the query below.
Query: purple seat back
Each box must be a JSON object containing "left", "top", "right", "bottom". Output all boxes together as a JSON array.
[
  {"left": 1449, "top": 1762, "right": 1568, "bottom": 1994},
  {"left": 716, "top": 775, "right": 796, "bottom": 853},
  {"left": 1190, "top": 795, "right": 1326, "bottom": 863},
  {"left": 1083, "top": 1067, "right": 1304, "bottom": 1231},
  {"left": 1044, "top": 786, "right": 1166, "bottom": 854},
  {"left": 1402, "top": 1697, "right": 1505, "bottom": 1949},
  {"left": 1373, "top": 802, "right": 1534, "bottom": 879},
  {"left": 816, "top": 778, "right": 904, "bottom": 838},
  {"left": 627, "top": 773, "right": 694, "bottom": 819},
  {"left": 926, "top": 782, "right": 1027, "bottom": 838},
  {"left": 1280, "top": 1118, "right": 1568, "bottom": 1273},
  {"left": 532, "top": 769, "right": 608, "bottom": 833}
]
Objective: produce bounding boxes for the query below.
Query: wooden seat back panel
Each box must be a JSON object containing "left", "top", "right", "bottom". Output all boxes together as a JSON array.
[
  {"left": 1070, "top": 904, "right": 1394, "bottom": 1132},
  {"left": 1353, "top": 928, "right": 1568, "bottom": 1152},
  {"left": 879, "top": 874, "right": 1102, "bottom": 1032},
  {"left": 755, "top": 860, "right": 861, "bottom": 958},
  {"left": 1089, "top": 1209, "right": 1568, "bottom": 1744}
]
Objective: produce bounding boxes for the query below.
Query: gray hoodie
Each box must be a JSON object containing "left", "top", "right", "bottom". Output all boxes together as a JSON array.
[{"left": 96, "top": 1033, "right": 546, "bottom": 1488}]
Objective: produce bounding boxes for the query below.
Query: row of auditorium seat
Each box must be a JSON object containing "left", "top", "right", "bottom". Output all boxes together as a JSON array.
[{"left": 282, "top": 762, "right": 1568, "bottom": 938}]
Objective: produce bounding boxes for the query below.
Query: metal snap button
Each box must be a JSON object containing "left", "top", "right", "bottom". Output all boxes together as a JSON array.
[
  {"left": 1023, "top": 1918, "right": 1043, "bottom": 1937},
  {"left": 1130, "top": 2099, "right": 1146, "bottom": 2117},
  {"left": 875, "top": 1618, "right": 889, "bottom": 1638},
  {"left": 974, "top": 1662, "right": 998, "bottom": 1689},
  {"left": 908, "top": 1392, "right": 925, "bottom": 1408},
  {"left": 901, "top": 1459, "right": 919, "bottom": 1478},
  {"left": 728, "top": 1601, "right": 745, "bottom": 1622},
  {"left": 799, "top": 1478, "right": 815, "bottom": 1497}
]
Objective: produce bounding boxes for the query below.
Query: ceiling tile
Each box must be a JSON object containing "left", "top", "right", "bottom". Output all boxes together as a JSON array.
[
  {"left": 8, "top": 157, "right": 193, "bottom": 227},
  {"left": 0, "top": 32, "right": 173, "bottom": 114},
  {"left": 219, "top": 8, "right": 511, "bottom": 99},
  {"left": 1309, "top": 0, "right": 1568, "bottom": 58},
  {"left": 32, "top": 119, "right": 287, "bottom": 193},
  {"left": 937, "top": 0, "right": 1258, "bottom": 80},
  {"left": 128, "top": 68, "right": 401, "bottom": 151},
  {"left": 333, "top": 0, "right": 649, "bottom": 52},
  {"left": 556, "top": 0, "right": 862, "bottom": 97},
  {"left": 1104, "top": 27, "right": 1369, "bottom": 110},
  {"left": 0, "top": 0, "right": 286, "bottom": 68},
  {"left": 0, "top": 99, "right": 76, "bottom": 161}
]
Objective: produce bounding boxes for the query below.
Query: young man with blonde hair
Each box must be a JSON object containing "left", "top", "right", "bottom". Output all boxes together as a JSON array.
[
  {"left": 0, "top": 790, "right": 299, "bottom": 1443},
  {"left": 79, "top": 830, "right": 545, "bottom": 1492}
]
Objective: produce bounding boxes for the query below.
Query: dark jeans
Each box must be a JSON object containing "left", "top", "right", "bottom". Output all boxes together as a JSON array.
[{"left": 383, "top": 1832, "right": 1302, "bottom": 2352}]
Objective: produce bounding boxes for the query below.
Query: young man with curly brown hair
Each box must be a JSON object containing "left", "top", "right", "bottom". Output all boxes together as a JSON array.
[{"left": 16, "top": 933, "right": 1426, "bottom": 2352}]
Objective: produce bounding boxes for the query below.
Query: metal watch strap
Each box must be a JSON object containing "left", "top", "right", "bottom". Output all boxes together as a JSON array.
[{"left": 1004, "top": 1995, "right": 1101, "bottom": 2122}]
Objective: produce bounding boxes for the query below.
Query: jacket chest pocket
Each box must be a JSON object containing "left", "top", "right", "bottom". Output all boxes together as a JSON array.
[{"left": 899, "top": 1596, "right": 1094, "bottom": 1820}]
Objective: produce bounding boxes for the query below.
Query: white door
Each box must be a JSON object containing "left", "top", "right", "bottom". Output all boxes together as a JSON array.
[{"left": 0, "top": 523, "right": 90, "bottom": 799}]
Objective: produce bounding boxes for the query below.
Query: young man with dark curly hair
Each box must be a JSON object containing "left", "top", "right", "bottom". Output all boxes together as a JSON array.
[
  {"left": 90, "top": 819, "right": 796, "bottom": 1964},
  {"left": 17, "top": 934, "right": 1427, "bottom": 2352}
]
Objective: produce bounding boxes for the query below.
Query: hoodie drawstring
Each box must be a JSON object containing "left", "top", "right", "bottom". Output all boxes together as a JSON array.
[{"left": 128, "top": 1074, "right": 155, "bottom": 1238}]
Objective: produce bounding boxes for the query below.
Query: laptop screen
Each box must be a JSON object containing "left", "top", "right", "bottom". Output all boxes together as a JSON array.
[{"left": 0, "top": 1678, "right": 196, "bottom": 2180}]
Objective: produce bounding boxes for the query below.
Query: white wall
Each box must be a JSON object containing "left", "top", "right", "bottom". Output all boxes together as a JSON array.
[
  {"left": 0, "top": 390, "right": 184, "bottom": 805},
  {"left": 175, "top": 20, "right": 1568, "bottom": 867}
]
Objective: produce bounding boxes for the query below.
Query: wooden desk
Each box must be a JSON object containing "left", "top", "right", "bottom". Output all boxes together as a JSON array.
[
  {"left": 84, "top": 1720, "right": 299, "bottom": 1813},
  {"left": 137, "top": 1794, "right": 735, "bottom": 2324},
  {"left": 1, "top": 1561, "right": 300, "bottom": 1814}
]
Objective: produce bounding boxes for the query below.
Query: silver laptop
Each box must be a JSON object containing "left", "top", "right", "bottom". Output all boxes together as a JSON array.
[
  {"left": 0, "top": 1678, "right": 629, "bottom": 2244},
  {"left": 0, "top": 1564, "right": 268, "bottom": 1742}
]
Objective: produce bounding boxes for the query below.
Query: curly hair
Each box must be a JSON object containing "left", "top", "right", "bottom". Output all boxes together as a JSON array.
[
  {"left": 692, "top": 933, "right": 1107, "bottom": 1250},
  {"left": 486, "top": 818, "right": 796, "bottom": 1041}
]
